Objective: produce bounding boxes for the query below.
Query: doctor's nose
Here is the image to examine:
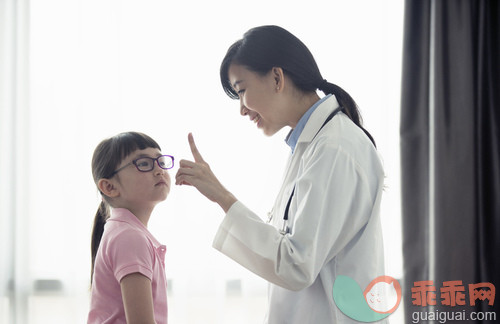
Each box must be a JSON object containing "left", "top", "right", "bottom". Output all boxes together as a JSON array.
[{"left": 240, "top": 103, "right": 249, "bottom": 116}]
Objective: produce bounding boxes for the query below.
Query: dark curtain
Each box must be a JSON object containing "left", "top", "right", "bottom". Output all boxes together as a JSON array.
[{"left": 401, "top": 0, "right": 500, "bottom": 323}]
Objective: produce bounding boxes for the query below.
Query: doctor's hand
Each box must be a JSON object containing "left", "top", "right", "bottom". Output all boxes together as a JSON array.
[{"left": 175, "top": 133, "right": 237, "bottom": 213}]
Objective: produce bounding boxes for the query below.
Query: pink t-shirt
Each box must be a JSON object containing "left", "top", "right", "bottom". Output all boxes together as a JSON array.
[{"left": 88, "top": 208, "right": 168, "bottom": 324}]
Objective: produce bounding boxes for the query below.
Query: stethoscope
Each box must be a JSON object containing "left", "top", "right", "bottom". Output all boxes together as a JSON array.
[
  {"left": 266, "top": 201, "right": 292, "bottom": 235},
  {"left": 267, "top": 106, "right": 344, "bottom": 235}
]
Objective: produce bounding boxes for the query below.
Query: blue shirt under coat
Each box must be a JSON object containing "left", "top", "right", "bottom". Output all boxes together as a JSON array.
[{"left": 285, "top": 94, "right": 332, "bottom": 153}]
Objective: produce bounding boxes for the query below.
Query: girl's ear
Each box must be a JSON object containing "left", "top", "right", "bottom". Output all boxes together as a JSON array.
[
  {"left": 98, "top": 178, "right": 120, "bottom": 198},
  {"left": 272, "top": 67, "right": 285, "bottom": 92}
]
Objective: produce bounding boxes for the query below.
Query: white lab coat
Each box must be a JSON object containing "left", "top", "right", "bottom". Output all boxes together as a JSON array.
[{"left": 213, "top": 95, "right": 387, "bottom": 323}]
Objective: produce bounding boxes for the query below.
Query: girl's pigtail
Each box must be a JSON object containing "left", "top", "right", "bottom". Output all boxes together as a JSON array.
[
  {"left": 90, "top": 200, "right": 109, "bottom": 284},
  {"left": 319, "top": 80, "right": 376, "bottom": 148}
]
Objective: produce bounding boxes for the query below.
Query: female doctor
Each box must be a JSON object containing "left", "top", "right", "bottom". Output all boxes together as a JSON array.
[{"left": 176, "top": 25, "right": 386, "bottom": 323}]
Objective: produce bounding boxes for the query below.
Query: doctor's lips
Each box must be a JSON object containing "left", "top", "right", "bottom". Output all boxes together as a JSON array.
[{"left": 250, "top": 114, "right": 262, "bottom": 127}]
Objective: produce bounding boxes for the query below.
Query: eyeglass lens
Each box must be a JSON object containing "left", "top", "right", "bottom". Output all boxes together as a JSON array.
[{"left": 135, "top": 155, "right": 173, "bottom": 171}]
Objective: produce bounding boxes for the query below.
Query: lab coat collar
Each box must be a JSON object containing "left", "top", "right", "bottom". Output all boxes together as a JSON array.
[
  {"left": 296, "top": 94, "right": 341, "bottom": 145},
  {"left": 285, "top": 95, "right": 332, "bottom": 152}
]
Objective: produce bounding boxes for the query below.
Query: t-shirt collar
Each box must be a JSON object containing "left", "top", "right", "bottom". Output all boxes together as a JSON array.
[{"left": 107, "top": 208, "right": 161, "bottom": 247}]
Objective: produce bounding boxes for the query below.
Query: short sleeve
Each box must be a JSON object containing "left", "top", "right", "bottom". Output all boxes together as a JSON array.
[{"left": 105, "top": 228, "right": 155, "bottom": 282}]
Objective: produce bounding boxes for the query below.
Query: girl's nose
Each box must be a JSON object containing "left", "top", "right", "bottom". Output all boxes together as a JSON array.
[{"left": 154, "top": 162, "right": 166, "bottom": 175}]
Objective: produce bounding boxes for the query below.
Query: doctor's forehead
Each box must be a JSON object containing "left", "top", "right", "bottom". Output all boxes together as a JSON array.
[{"left": 228, "top": 64, "right": 250, "bottom": 89}]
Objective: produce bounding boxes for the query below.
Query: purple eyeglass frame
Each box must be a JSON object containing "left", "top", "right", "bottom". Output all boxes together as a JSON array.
[{"left": 107, "top": 154, "right": 174, "bottom": 178}]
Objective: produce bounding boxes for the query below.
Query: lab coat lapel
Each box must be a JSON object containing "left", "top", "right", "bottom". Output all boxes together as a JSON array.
[{"left": 296, "top": 95, "right": 341, "bottom": 146}]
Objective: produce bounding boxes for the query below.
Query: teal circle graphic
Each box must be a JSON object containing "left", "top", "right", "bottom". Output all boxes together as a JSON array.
[{"left": 332, "top": 275, "right": 392, "bottom": 322}]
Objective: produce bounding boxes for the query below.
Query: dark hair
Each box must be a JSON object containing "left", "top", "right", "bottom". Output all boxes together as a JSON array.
[
  {"left": 220, "top": 25, "right": 375, "bottom": 146},
  {"left": 90, "top": 131, "right": 161, "bottom": 283}
]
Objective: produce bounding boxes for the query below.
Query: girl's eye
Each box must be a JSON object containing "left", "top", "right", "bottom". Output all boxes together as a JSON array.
[
  {"left": 237, "top": 89, "right": 245, "bottom": 95},
  {"left": 136, "top": 161, "right": 151, "bottom": 168}
]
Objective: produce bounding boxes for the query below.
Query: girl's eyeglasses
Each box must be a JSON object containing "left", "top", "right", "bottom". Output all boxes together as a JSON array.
[{"left": 108, "top": 155, "right": 174, "bottom": 178}]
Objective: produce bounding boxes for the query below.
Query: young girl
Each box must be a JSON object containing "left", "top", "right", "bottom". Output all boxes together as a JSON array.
[{"left": 88, "top": 131, "right": 173, "bottom": 324}]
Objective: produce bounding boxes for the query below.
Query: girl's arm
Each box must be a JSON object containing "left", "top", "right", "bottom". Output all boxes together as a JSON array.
[{"left": 120, "top": 273, "right": 156, "bottom": 324}]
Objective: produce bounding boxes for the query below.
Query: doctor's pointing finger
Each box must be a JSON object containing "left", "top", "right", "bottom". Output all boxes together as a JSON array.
[{"left": 175, "top": 133, "right": 237, "bottom": 212}]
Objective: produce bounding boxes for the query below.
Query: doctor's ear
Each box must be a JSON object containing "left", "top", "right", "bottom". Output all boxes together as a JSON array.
[
  {"left": 271, "top": 67, "right": 285, "bottom": 92},
  {"left": 98, "top": 178, "right": 120, "bottom": 199}
]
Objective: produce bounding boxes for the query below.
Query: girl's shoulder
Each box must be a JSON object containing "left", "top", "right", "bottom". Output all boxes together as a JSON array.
[
  {"left": 98, "top": 224, "right": 158, "bottom": 282},
  {"left": 102, "top": 222, "right": 154, "bottom": 253}
]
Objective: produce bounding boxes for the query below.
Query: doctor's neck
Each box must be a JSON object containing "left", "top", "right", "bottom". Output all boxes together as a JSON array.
[{"left": 287, "top": 90, "right": 321, "bottom": 129}]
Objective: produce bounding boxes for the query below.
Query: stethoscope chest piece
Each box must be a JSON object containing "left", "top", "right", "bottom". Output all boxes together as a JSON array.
[
  {"left": 268, "top": 208, "right": 289, "bottom": 235},
  {"left": 279, "top": 221, "right": 289, "bottom": 235}
]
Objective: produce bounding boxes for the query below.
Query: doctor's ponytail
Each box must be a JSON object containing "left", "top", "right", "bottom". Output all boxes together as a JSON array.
[
  {"left": 318, "top": 80, "right": 376, "bottom": 147},
  {"left": 220, "top": 25, "right": 376, "bottom": 147}
]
